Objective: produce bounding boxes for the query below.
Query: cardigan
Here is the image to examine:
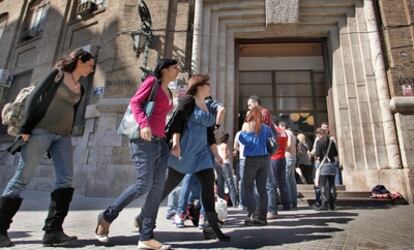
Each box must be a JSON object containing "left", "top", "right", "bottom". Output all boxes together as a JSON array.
[{"left": 19, "top": 68, "right": 84, "bottom": 134}]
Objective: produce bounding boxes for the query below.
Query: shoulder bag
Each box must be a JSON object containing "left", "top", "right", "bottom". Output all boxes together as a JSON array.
[{"left": 117, "top": 79, "right": 159, "bottom": 140}]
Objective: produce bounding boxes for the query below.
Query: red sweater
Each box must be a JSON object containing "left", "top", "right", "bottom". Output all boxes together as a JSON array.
[
  {"left": 130, "top": 76, "right": 173, "bottom": 138},
  {"left": 271, "top": 127, "right": 288, "bottom": 160}
]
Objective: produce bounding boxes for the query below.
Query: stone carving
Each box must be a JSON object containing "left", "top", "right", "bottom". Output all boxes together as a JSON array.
[{"left": 265, "top": 0, "right": 299, "bottom": 25}]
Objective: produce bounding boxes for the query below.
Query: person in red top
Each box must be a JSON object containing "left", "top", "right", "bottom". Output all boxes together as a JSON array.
[{"left": 266, "top": 121, "right": 290, "bottom": 219}]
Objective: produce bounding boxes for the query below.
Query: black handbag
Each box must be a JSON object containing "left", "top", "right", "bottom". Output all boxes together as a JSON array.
[
  {"left": 266, "top": 136, "right": 278, "bottom": 155},
  {"left": 6, "top": 136, "right": 26, "bottom": 155}
]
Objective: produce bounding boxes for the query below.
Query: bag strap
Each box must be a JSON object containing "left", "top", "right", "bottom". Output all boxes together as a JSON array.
[
  {"left": 148, "top": 79, "right": 160, "bottom": 102},
  {"left": 145, "top": 79, "right": 160, "bottom": 118},
  {"left": 54, "top": 69, "right": 64, "bottom": 83},
  {"left": 319, "top": 139, "right": 333, "bottom": 166}
]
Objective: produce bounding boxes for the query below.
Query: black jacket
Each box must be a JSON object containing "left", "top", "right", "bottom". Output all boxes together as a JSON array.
[
  {"left": 19, "top": 68, "right": 84, "bottom": 134},
  {"left": 165, "top": 95, "right": 216, "bottom": 146},
  {"left": 315, "top": 136, "right": 338, "bottom": 162}
]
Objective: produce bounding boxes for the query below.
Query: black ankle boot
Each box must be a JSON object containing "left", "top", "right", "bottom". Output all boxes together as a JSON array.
[
  {"left": 42, "top": 188, "right": 77, "bottom": 246},
  {"left": 0, "top": 196, "right": 23, "bottom": 248},
  {"left": 204, "top": 212, "right": 230, "bottom": 242},
  {"left": 42, "top": 231, "right": 77, "bottom": 247}
]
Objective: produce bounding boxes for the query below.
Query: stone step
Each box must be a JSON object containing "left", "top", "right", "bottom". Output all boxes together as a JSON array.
[
  {"left": 299, "top": 197, "right": 409, "bottom": 207},
  {"left": 298, "top": 190, "right": 372, "bottom": 198},
  {"left": 297, "top": 184, "right": 346, "bottom": 191}
]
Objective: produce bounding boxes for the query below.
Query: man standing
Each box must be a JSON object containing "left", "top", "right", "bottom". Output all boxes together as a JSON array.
[
  {"left": 247, "top": 95, "right": 273, "bottom": 127},
  {"left": 281, "top": 122, "right": 297, "bottom": 209}
]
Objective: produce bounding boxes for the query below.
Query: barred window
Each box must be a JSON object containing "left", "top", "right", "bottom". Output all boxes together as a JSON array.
[
  {"left": 21, "top": 0, "right": 49, "bottom": 41},
  {"left": 80, "top": 0, "right": 107, "bottom": 9},
  {"left": 73, "top": 0, "right": 107, "bottom": 19}
]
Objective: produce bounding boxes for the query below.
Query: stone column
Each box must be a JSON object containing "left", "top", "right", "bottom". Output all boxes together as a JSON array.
[
  {"left": 364, "top": 0, "right": 401, "bottom": 169},
  {"left": 191, "top": 0, "right": 203, "bottom": 74}
]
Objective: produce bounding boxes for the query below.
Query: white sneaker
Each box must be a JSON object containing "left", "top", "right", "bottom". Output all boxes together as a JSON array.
[{"left": 174, "top": 214, "right": 185, "bottom": 228}]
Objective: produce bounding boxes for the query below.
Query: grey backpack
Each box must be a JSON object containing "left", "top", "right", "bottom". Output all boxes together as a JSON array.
[{"left": 1, "top": 70, "right": 63, "bottom": 137}]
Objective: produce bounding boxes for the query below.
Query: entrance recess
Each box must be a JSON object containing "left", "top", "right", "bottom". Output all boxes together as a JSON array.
[{"left": 237, "top": 42, "right": 328, "bottom": 139}]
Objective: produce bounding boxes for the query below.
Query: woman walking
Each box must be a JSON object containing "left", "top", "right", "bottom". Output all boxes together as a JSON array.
[
  {"left": 137, "top": 74, "right": 231, "bottom": 242},
  {"left": 238, "top": 107, "right": 273, "bottom": 225},
  {"left": 0, "top": 48, "right": 95, "bottom": 247},
  {"left": 95, "top": 59, "right": 178, "bottom": 250}
]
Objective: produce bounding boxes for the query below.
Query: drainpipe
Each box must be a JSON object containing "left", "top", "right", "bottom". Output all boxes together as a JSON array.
[
  {"left": 364, "top": 0, "right": 402, "bottom": 169},
  {"left": 191, "top": 0, "right": 203, "bottom": 74}
]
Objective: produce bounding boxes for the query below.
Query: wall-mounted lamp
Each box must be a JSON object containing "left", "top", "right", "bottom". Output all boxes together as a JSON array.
[
  {"left": 131, "top": 29, "right": 151, "bottom": 55},
  {"left": 133, "top": 0, "right": 152, "bottom": 81}
]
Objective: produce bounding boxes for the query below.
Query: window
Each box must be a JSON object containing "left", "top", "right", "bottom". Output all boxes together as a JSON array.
[
  {"left": 0, "top": 13, "right": 7, "bottom": 40},
  {"left": 74, "top": 0, "right": 107, "bottom": 18},
  {"left": 82, "top": 0, "right": 107, "bottom": 9},
  {"left": 21, "top": 0, "right": 49, "bottom": 41}
]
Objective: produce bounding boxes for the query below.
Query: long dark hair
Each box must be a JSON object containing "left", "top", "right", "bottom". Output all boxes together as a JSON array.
[{"left": 55, "top": 48, "right": 94, "bottom": 72}]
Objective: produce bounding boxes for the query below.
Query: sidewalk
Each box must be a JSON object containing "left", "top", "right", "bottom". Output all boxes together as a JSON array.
[{"left": 3, "top": 189, "right": 414, "bottom": 249}]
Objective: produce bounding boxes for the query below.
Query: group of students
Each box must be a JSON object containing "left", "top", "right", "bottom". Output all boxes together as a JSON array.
[
  {"left": 224, "top": 97, "right": 339, "bottom": 223},
  {"left": 0, "top": 51, "right": 233, "bottom": 249},
  {"left": 0, "top": 48, "right": 339, "bottom": 249}
]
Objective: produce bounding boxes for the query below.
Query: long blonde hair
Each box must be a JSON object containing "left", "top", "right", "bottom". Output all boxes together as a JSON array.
[{"left": 297, "top": 133, "right": 307, "bottom": 144}]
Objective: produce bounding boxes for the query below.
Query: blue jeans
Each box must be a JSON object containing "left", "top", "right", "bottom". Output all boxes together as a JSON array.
[
  {"left": 103, "top": 137, "right": 169, "bottom": 241},
  {"left": 314, "top": 162, "right": 321, "bottom": 205},
  {"left": 267, "top": 158, "right": 290, "bottom": 213},
  {"left": 166, "top": 185, "right": 181, "bottom": 216},
  {"left": 238, "top": 158, "right": 245, "bottom": 206},
  {"left": 335, "top": 162, "right": 343, "bottom": 185},
  {"left": 285, "top": 157, "right": 297, "bottom": 208},
  {"left": 177, "top": 174, "right": 201, "bottom": 214},
  {"left": 3, "top": 129, "right": 74, "bottom": 197},
  {"left": 242, "top": 156, "right": 269, "bottom": 219},
  {"left": 215, "top": 163, "right": 238, "bottom": 206}
]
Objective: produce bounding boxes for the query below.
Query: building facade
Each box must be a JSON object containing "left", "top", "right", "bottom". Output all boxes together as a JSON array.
[{"left": 0, "top": 0, "right": 413, "bottom": 203}]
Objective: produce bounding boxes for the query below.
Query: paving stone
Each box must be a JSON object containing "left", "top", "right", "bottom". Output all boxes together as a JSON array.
[{"left": 2, "top": 189, "right": 414, "bottom": 249}]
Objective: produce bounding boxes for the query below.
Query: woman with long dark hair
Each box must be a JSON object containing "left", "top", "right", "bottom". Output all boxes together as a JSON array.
[
  {"left": 95, "top": 59, "right": 178, "bottom": 250},
  {"left": 135, "top": 74, "right": 231, "bottom": 242},
  {"left": 0, "top": 48, "right": 95, "bottom": 247},
  {"left": 238, "top": 107, "right": 273, "bottom": 225}
]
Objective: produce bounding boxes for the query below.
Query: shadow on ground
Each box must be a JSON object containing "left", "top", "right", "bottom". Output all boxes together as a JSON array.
[{"left": 9, "top": 211, "right": 358, "bottom": 249}]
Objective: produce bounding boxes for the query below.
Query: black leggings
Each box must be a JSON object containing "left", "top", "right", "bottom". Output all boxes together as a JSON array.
[{"left": 162, "top": 168, "right": 216, "bottom": 212}]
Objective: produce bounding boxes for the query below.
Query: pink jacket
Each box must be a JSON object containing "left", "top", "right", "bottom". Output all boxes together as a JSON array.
[{"left": 130, "top": 76, "right": 173, "bottom": 138}]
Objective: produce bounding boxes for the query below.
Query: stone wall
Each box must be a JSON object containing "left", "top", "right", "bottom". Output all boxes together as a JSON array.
[
  {"left": 0, "top": 0, "right": 193, "bottom": 197},
  {"left": 192, "top": 0, "right": 413, "bottom": 203},
  {"left": 1, "top": 0, "right": 413, "bottom": 202},
  {"left": 378, "top": 0, "right": 414, "bottom": 203}
]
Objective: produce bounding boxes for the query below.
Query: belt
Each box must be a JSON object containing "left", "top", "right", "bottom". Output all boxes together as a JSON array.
[{"left": 152, "top": 136, "right": 166, "bottom": 142}]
